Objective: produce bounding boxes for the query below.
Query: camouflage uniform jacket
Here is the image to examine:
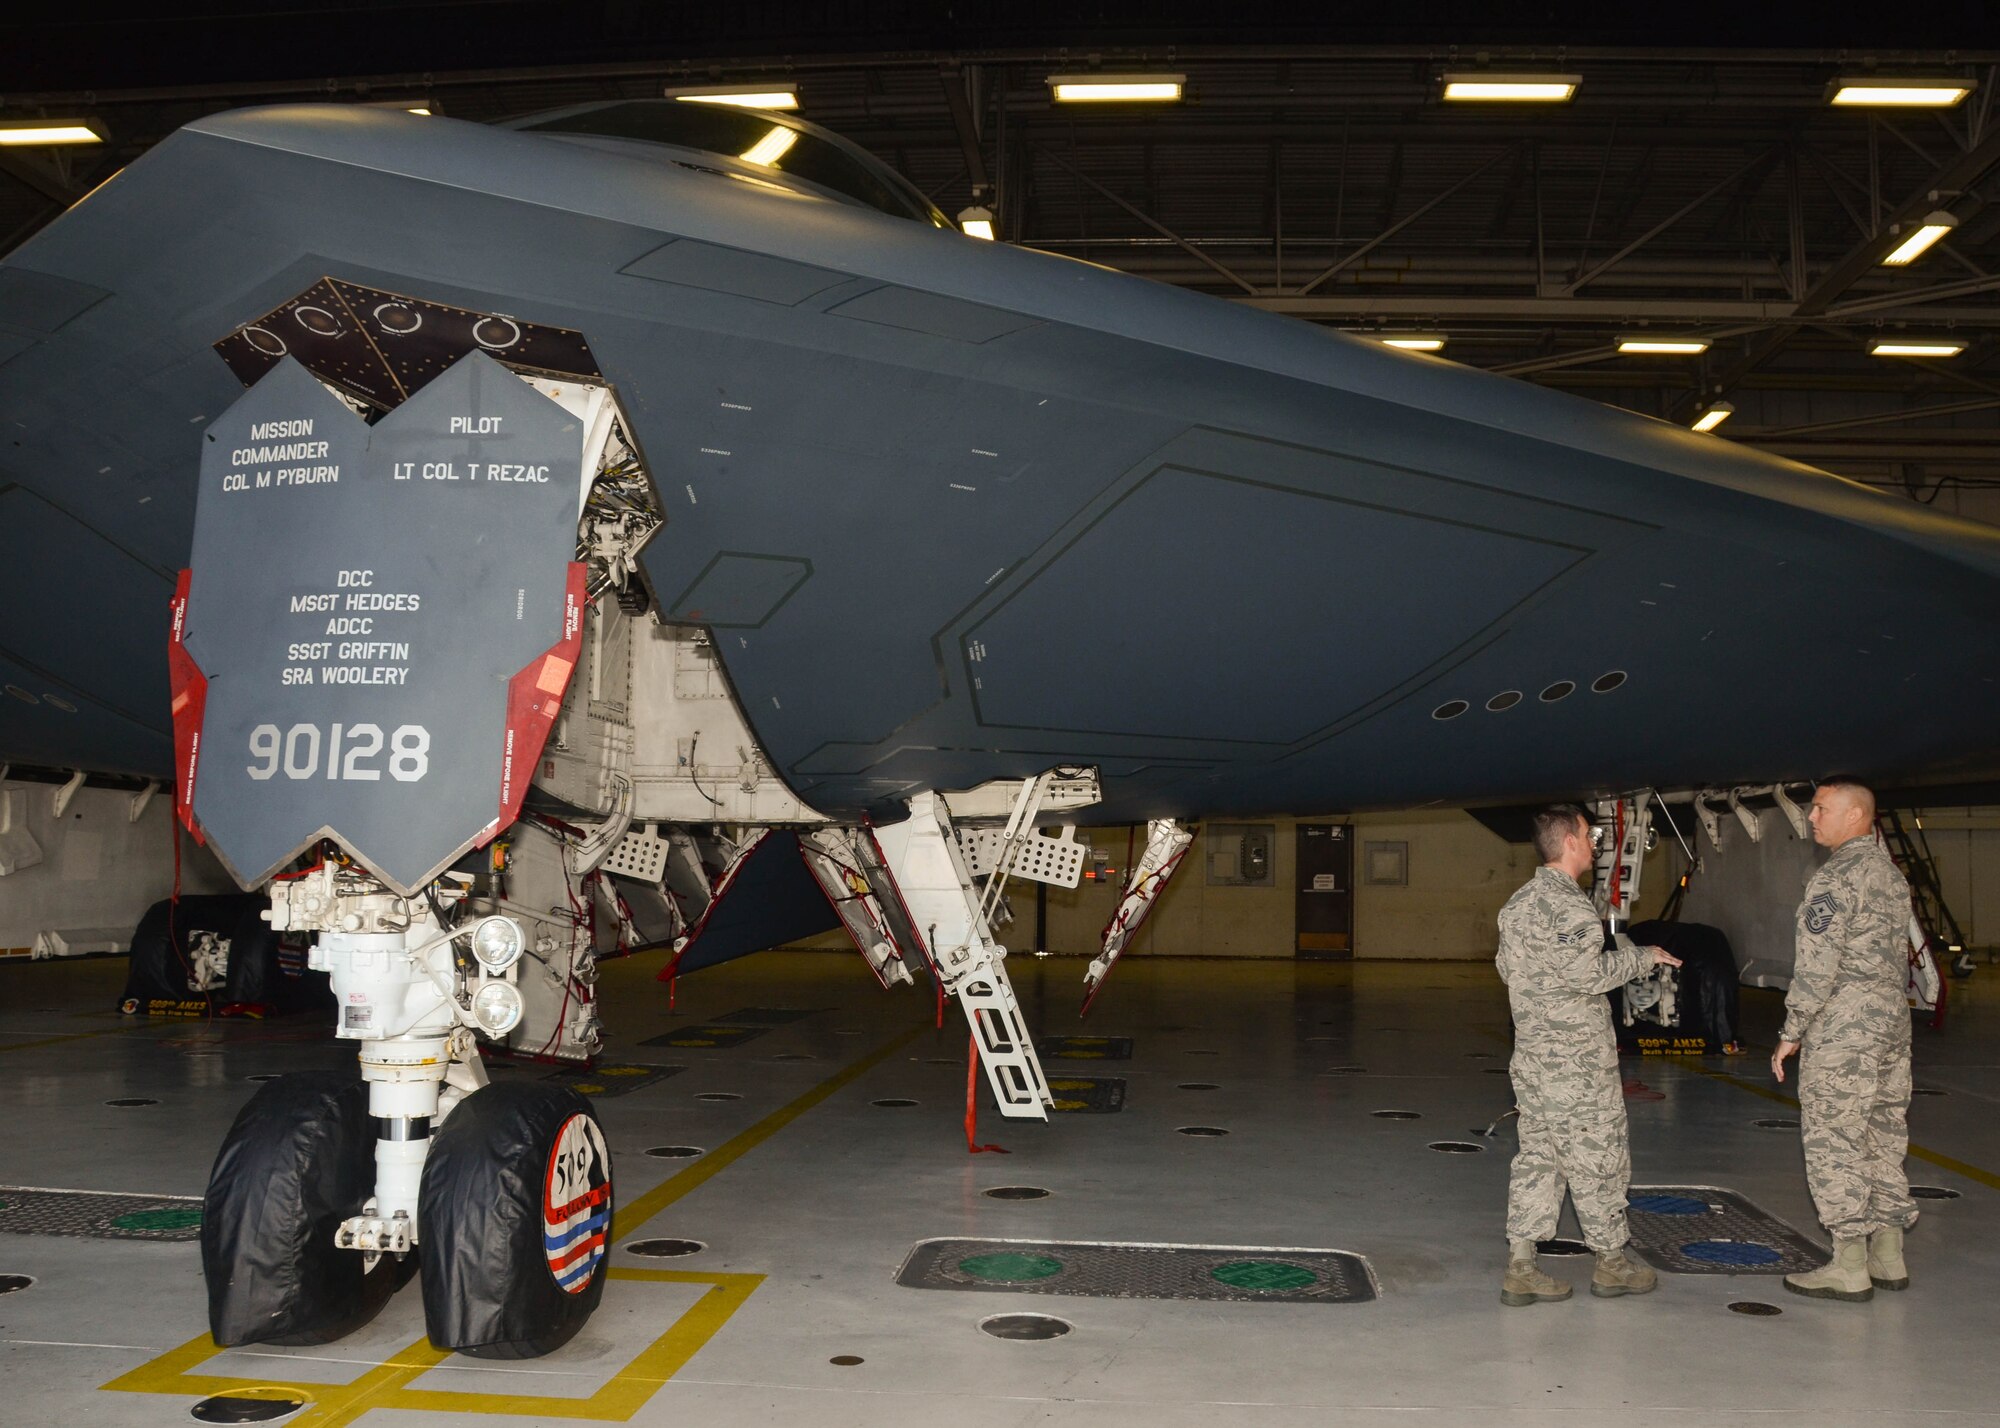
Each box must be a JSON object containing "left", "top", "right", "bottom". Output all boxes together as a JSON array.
[
  {"left": 1497, "top": 866, "right": 1655, "bottom": 1074},
  {"left": 1782, "top": 838, "right": 1911, "bottom": 1047}
]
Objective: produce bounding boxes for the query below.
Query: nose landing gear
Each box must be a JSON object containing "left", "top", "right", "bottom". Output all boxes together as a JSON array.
[{"left": 200, "top": 866, "right": 613, "bottom": 1356}]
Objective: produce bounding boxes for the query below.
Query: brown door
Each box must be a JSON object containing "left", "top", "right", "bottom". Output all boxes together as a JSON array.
[{"left": 1295, "top": 823, "right": 1354, "bottom": 958}]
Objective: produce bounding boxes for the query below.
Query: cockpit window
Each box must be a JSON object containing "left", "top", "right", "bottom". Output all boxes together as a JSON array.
[{"left": 509, "top": 101, "right": 946, "bottom": 226}]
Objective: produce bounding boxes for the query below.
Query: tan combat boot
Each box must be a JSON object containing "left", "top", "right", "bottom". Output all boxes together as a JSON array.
[
  {"left": 1589, "top": 1248, "right": 1658, "bottom": 1297},
  {"left": 1501, "top": 1239, "right": 1572, "bottom": 1307},
  {"left": 1784, "top": 1238, "right": 1874, "bottom": 1302},
  {"left": 1868, "top": 1226, "right": 1909, "bottom": 1291}
]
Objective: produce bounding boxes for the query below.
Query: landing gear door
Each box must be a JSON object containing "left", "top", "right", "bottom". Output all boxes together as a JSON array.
[{"left": 173, "top": 353, "right": 584, "bottom": 895}]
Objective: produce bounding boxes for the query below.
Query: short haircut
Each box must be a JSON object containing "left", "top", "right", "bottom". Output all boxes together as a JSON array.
[
  {"left": 1815, "top": 776, "right": 1877, "bottom": 822},
  {"left": 1532, "top": 804, "right": 1591, "bottom": 864}
]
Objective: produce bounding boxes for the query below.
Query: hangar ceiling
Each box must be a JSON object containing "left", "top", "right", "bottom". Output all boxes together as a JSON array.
[{"left": 5, "top": 34, "right": 2000, "bottom": 493}]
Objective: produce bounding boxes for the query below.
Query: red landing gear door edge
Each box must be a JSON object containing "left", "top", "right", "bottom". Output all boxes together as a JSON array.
[
  {"left": 167, "top": 569, "right": 209, "bottom": 844},
  {"left": 486, "top": 561, "right": 587, "bottom": 845}
]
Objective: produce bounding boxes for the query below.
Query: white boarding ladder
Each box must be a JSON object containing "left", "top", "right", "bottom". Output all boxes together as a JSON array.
[{"left": 870, "top": 789, "right": 1053, "bottom": 1119}]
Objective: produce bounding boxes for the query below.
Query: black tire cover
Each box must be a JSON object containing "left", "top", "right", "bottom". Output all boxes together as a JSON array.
[
  {"left": 419, "top": 1080, "right": 613, "bottom": 1357},
  {"left": 202, "top": 1070, "right": 401, "bottom": 1345}
]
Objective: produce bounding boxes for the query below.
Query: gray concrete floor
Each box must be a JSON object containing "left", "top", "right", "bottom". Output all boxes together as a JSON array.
[{"left": 2, "top": 948, "right": 1997, "bottom": 1426}]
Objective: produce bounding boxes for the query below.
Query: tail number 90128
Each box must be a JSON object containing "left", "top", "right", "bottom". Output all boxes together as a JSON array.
[{"left": 246, "top": 723, "right": 431, "bottom": 782}]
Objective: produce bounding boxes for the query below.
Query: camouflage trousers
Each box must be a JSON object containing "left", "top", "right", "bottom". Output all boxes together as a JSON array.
[
  {"left": 1799, "top": 1033, "right": 1914, "bottom": 1238},
  {"left": 1506, "top": 1059, "right": 1631, "bottom": 1252}
]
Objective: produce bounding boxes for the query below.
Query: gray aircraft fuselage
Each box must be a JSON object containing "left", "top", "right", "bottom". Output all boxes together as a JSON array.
[{"left": 3, "top": 103, "right": 1997, "bottom": 824}]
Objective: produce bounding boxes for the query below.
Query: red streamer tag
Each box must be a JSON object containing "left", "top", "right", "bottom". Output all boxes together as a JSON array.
[{"left": 965, "top": 1034, "right": 1007, "bottom": 1154}]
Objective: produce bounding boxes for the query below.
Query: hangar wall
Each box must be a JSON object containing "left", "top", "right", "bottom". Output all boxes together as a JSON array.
[
  {"left": 0, "top": 780, "right": 235, "bottom": 958},
  {"left": 1031, "top": 811, "right": 1677, "bottom": 961}
]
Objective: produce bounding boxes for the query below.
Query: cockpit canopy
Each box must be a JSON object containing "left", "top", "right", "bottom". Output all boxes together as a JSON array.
[{"left": 503, "top": 100, "right": 948, "bottom": 227}]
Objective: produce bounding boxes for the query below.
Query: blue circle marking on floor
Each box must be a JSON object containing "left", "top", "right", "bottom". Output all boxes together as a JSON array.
[
  {"left": 1681, "top": 1240, "right": 1784, "bottom": 1267},
  {"left": 1629, "top": 1194, "right": 1710, "bottom": 1216}
]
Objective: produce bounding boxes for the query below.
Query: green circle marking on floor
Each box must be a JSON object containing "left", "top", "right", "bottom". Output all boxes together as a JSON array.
[
  {"left": 1210, "top": 1260, "right": 1318, "bottom": 1292},
  {"left": 958, "top": 1252, "right": 1064, "bottom": 1282},
  {"left": 112, "top": 1208, "right": 203, "bottom": 1232}
]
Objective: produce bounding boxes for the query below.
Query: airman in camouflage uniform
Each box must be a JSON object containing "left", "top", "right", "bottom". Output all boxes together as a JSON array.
[
  {"left": 1497, "top": 805, "right": 1681, "bottom": 1307},
  {"left": 1774, "top": 780, "right": 1915, "bottom": 1303}
]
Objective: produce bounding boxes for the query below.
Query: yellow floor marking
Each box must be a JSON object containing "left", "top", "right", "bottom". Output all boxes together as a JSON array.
[
  {"left": 1679, "top": 1060, "right": 2000, "bottom": 1193},
  {"left": 102, "top": 1268, "right": 759, "bottom": 1426},
  {"left": 612, "top": 1021, "right": 923, "bottom": 1240},
  {"left": 103, "top": 1020, "right": 923, "bottom": 1423}
]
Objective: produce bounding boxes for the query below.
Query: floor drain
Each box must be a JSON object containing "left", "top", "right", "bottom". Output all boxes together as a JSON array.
[
  {"left": 626, "top": 1238, "right": 705, "bottom": 1257},
  {"left": 644, "top": 1146, "right": 705, "bottom": 1159},
  {"left": 1372, "top": 1110, "right": 1421, "bottom": 1120},
  {"left": 1177, "top": 1126, "right": 1229, "bottom": 1137},
  {"left": 1913, "top": 1087, "right": 1947, "bottom": 1096},
  {"left": 1911, "top": 1185, "right": 1960, "bottom": 1200},
  {"left": 984, "top": 1186, "right": 1052, "bottom": 1200},
  {"left": 1683, "top": 1241, "right": 1784, "bottom": 1267},
  {"left": 1752, "top": 1118, "right": 1800, "bottom": 1129},
  {"left": 1537, "top": 1239, "right": 1591, "bottom": 1256},
  {"left": 872, "top": 1098, "right": 918, "bottom": 1108},
  {"left": 1629, "top": 1194, "right": 1709, "bottom": 1215},
  {"left": 1429, "top": 1141, "right": 1484, "bottom": 1153},
  {"left": 1178, "top": 1082, "right": 1221, "bottom": 1091},
  {"left": 0, "top": 1274, "right": 32, "bottom": 1293},
  {"left": 113, "top": 1208, "right": 202, "bottom": 1232},
  {"left": 980, "top": 1312, "right": 1071, "bottom": 1340},
  {"left": 1211, "top": 1259, "right": 1319, "bottom": 1291},
  {"left": 960, "top": 1252, "right": 1064, "bottom": 1282},
  {"left": 244, "top": 1074, "right": 281, "bottom": 1083},
  {"left": 190, "top": 1392, "right": 306, "bottom": 1423},
  {"left": 695, "top": 1092, "right": 740, "bottom": 1102},
  {"left": 829, "top": 1355, "right": 864, "bottom": 1366},
  {"left": 1729, "top": 1300, "right": 1783, "bottom": 1316},
  {"left": 105, "top": 1098, "right": 157, "bottom": 1107}
]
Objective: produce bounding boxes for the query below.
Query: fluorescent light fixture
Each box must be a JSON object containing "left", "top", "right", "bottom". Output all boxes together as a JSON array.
[
  {"left": 1049, "top": 74, "right": 1184, "bottom": 103},
  {"left": 1881, "top": 210, "right": 1956, "bottom": 267},
  {"left": 1379, "top": 334, "right": 1446, "bottom": 351},
  {"left": 405, "top": 106, "right": 433, "bottom": 116},
  {"left": 0, "top": 120, "right": 103, "bottom": 146},
  {"left": 1691, "top": 402, "right": 1734, "bottom": 432},
  {"left": 1441, "top": 73, "right": 1580, "bottom": 102},
  {"left": 739, "top": 126, "right": 799, "bottom": 167},
  {"left": 1831, "top": 80, "right": 1973, "bottom": 107},
  {"left": 1869, "top": 339, "right": 1965, "bottom": 358},
  {"left": 1617, "top": 337, "right": 1710, "bottom": 355},
  {"left": 958, "top": 205, "right": 995, "bottom": 240},
  {"left": 667, "top": 85, "right": 799, "bottom": 110}
]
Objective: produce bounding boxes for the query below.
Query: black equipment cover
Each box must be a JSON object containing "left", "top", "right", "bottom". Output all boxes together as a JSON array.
[
  {"left": 202, "top": 1071, "right": 404, "bottom": 1344},
  {"left": 119, "top": 894, "right": 326, "bottom": 1016},
  {"left": 419, "top": 1081, "right": 612, "bottom": 1357},
  {"left": 1619, "top": 919, "right": 1742, "bottom": 1053}
]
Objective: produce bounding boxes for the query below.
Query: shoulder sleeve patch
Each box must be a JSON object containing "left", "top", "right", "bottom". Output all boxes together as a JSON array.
[{"left": 1804, "top": 891, "right": 1838, "bottom": 935}]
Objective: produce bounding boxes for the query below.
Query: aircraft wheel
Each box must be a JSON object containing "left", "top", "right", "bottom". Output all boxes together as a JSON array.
[
  {"left": 419, "top": 1082, "right": 613, "bottom": 1358},
  {"left": 202, "top": 1070, "right": 407, "bottom": 1345}
]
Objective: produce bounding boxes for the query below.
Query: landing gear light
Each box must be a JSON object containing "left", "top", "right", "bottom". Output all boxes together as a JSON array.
[{"left": 471, "top": 914, "right": 525, "bottom": 973}]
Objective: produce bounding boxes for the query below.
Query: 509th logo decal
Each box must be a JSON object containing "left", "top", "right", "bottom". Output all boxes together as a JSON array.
[{"left": 543, "top": 1114, "right": 611, "bottom": 1294}]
